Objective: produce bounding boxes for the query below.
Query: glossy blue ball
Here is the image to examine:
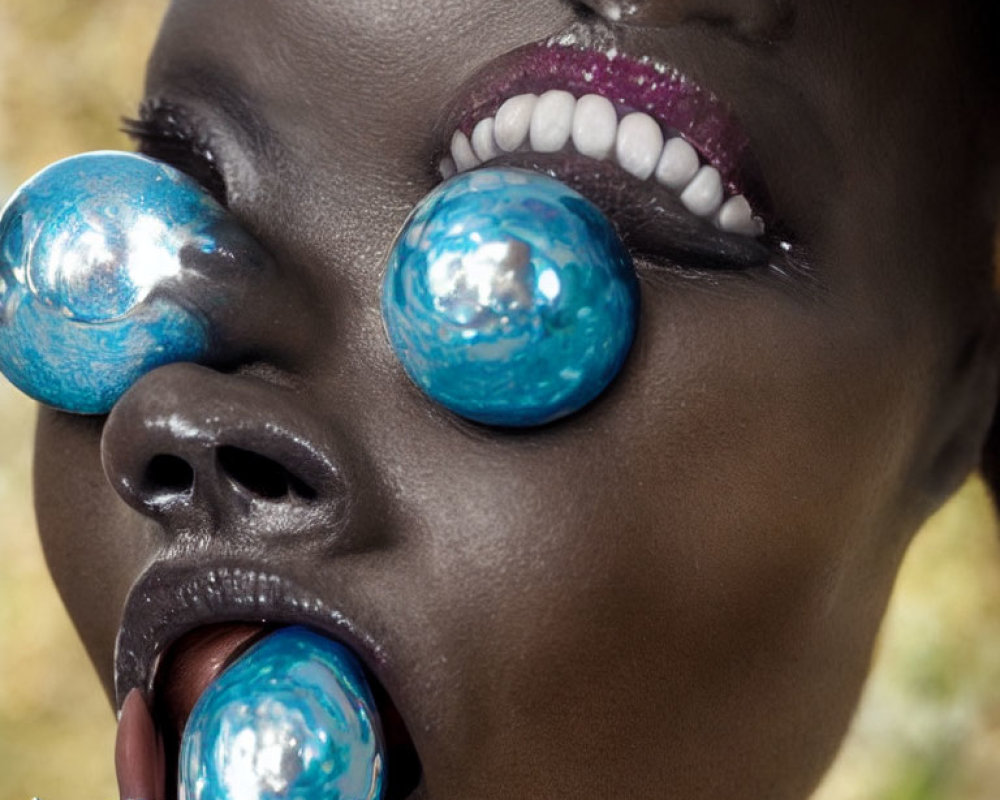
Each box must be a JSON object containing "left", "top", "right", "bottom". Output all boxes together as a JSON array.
[
  {"left": 381, "top": 167, "right": 639, "bottom": 426},
  {"left": 179, "top": 627, "right": 385, "bottom": 800},
  {"left": 0, "top": 151, "right": 221, "bottom": 414}
]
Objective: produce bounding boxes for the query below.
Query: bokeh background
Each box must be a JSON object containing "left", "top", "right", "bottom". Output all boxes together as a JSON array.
[{"left": 1, "top": 2, "right": 1000, "bottom": 798}]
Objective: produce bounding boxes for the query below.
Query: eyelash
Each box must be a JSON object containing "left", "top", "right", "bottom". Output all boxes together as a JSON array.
[{"left": 122, "top": 101, "right": 228, "bottom": 206}]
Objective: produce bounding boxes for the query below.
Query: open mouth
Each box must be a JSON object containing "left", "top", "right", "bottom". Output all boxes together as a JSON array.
[
  {"left": 437, "top": 29, "right": 770, "bottom": 240},
  {"left": 114, "top": 566, "right": 425, "bottom": 800},
  {"left": 427, "top": 24, "right": 793, "bottom": 276}
]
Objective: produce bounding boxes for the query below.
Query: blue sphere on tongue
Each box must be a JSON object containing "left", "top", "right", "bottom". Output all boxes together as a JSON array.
[{"left": 179, "top": 626, "right": 385, "bottom": 800}]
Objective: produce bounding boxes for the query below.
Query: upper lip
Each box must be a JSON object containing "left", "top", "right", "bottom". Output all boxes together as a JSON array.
[
  {"left": 113, "top": 559, "right": 388, "bottom": 711},
  {"left": 435, "top": 21, "right": 770, "bottom": 217}
]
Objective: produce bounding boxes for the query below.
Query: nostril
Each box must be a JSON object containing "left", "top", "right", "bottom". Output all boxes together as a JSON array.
[
  {"left": 143, "top": 454, "right": 195, "bottom": 496},
  {"left": 217, "top": 446, "right": 318, "bottom": 501}
]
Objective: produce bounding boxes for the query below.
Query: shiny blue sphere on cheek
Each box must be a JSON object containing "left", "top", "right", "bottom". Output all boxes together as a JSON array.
[
  {"left": 0, "top": 151, "right": 218, "bottom": 414},
  {"left": 381, "top": 168, "right": 639, "bottom": 427}
]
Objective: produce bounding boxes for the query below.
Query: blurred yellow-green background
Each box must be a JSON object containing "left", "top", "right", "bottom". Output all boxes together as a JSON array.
[{"left": 1, "top": 2, "right": 1000, "bottom": 798}]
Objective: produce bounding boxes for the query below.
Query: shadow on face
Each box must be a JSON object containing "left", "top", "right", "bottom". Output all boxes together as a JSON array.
[{"left": 32, "top": 1, "right": 1000, "bottom": 798}]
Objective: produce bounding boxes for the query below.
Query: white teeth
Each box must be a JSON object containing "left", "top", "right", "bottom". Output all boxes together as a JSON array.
[
  {"left": 450, "top": 130, "right": 480, "bottom": 172},
  {"left": 448, "top": 92, "right": 764, "bottom": 237},
  {"left": 715, "top": 195, "right": 764, "bottom": 237},
  {"left": 572, "top": 93, "right": 617, "bottom": 160},
  {"left": 615, "top": 112, "right": 664, "bottom": 181},
  {"left": 654, "top": 137, "right": 700, "bottom": 191},
  {"left": 439, "top": 155, "right": 457, "bottom": 180},
  {"left": 494, "top": 93, "right": 538, "bottom": 152},
  {"left": 679, "top": 165, "right": 724, "bottom": 218},
  {"left": 529, "top": 89, "right": 577, "bottom": 153},
  {"left": 471, "top": 117, "right": 500, "bottom": 162}
]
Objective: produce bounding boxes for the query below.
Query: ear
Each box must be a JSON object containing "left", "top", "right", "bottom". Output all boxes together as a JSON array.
[
  {"left": 979, "top": 305, "right": 1000, "bottom": 501},
  {"left": 918, "top": 305, "right": 1000, "bottom": 511},
  {"left": 936, "top": 305, "right": 1000, "bottom": 506}
]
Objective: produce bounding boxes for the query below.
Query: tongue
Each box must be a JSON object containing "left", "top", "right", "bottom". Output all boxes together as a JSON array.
[
  {"left": 154, "top": 623, "right": 267, "bottom": 739},
  {"left": 115, "top": 624, "right": 266, "bottom": 800}
]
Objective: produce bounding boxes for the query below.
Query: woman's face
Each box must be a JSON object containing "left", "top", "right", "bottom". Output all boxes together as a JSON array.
[{"left": 32, "top": 1, "right": 998, "bottom": 798}]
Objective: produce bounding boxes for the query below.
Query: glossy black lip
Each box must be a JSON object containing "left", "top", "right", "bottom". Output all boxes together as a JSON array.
[{"left": 113, "top": 560, "right": 388, "bottom": 710}]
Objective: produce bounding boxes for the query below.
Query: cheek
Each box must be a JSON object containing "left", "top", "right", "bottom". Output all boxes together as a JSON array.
[
  {"left": 620, "top": 281, "right": 921, "bottom": 680},
  {"left": 34, "top": 409, "right": 152, "bottom": 697},
  {"left": 402, "top": 281, "right": 927, "bottom": 796}
]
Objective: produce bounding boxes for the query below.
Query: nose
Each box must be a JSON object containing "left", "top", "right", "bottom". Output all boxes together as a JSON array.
[{"left": 101, "top": 362, "right": 358, "bottom": 553}]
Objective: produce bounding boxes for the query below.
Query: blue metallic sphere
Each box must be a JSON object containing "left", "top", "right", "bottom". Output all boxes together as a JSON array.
[
  {"left": 179, "top": 627, "right": 385, "bottom": 800},
  {"left": 0, "top": 151, "right": 227, "bottom": 413},
  {"left": 381, "top": 167, "right": 639, "bottom": 426}
]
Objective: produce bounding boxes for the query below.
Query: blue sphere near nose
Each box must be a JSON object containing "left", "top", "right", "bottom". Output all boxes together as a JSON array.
[
  {"left": 381, "top": 167, "right": 639, "bottom": 427},
  {"left": 0, "top": 151, "right": 215, "bottom": 414},
  {"left": 179, "top": 626, "right": 385, "bottom": 800}
]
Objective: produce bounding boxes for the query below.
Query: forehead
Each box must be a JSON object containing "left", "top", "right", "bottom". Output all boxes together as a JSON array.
[
  {"left": 153, "top": 0, "right": 571, "bottom": 91},
  {"left": 148, "top": 0, "right": 965, "bottom": 149},
  {"left": 148, "top": 0, "right": 989, "bottom": 309},
  {"left": 149, "top": 0, "right": 975, "bottom": 160},
  {"left": 155, "top": 0, "right": 967, "bottom": 62}
]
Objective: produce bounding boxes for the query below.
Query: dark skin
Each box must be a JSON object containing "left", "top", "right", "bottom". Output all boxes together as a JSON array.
[{"left": 31, "top": 1, "right": 1000, "bottom": 798}]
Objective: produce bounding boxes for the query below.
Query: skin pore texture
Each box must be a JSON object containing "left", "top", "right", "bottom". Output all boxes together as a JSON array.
[{"left": 31, "top": 1, "right": 1000, "bottom": 798}]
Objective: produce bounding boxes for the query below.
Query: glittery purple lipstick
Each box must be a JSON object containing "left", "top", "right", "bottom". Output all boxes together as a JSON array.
[{"left": 445, "top": 36, "right": 767, "bottom": 213}]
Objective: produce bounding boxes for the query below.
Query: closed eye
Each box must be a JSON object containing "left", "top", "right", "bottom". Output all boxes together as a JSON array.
[{"left": 122, "top": 100, "right": 228, "bottom": 206}]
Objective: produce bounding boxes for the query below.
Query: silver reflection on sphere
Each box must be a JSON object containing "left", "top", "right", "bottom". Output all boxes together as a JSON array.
[{"left": 429, "top": 238, "right": 536, "bottom": 328}]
